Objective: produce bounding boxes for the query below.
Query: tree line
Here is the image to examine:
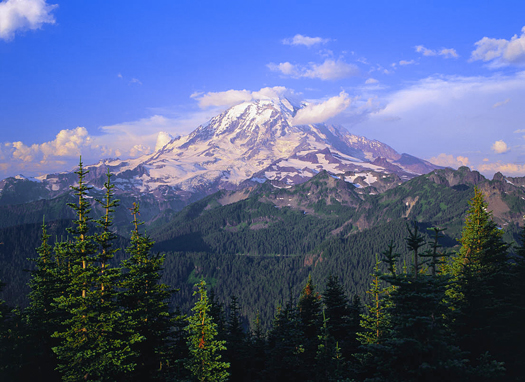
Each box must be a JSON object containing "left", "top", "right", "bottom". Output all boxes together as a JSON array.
[{"left": 0, "top": 162, "right": 524, "bottom": 381}]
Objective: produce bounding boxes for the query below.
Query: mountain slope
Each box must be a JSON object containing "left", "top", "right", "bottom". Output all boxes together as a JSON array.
[
  {"left": 0, "top": 97, "right": 441, "bottom": 218},
  {"left": 148, "top": 167, "right": 525, "bottom": 256}
]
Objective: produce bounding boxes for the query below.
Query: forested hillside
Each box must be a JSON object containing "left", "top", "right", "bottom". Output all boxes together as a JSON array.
[{"left": 2, "top": 167, "right": 524, "bottom": 313}]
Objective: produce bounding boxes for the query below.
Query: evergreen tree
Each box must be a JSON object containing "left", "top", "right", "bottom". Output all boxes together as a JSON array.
[
  {"left": 359, "top": 220, "right": 505, "bottom": 382},
  {"left": 224, "top": 295, "right": 247, "bottom": 382},
  {"left": 0, "top": 306, "right": 35, "bottom": 381},
  {"left": 297, "top": 274, "right": 322, "bottom": 375},
  {"left": 447, "top": 188, "right": 511, "bottom": 369},
  {"left": 420, "top": 227, "right": 448, "bottom": 277},
  {"left": 120, "top": 202, "right": 175, "bottom": 381},
  {"left": 52, "top": 160, "right": 140, "bottom": 381},
  {"left": 168, "top": 308, "right": 191, "bottom": 381},
  {"left": 24, "top": 220, "right": 65, "bottom": 381},
  {"left": 208, "top": 289, "right": 226, "bottom": 342},
  {"left": 246, "top": 311, "right": 266, "bottom": 381},
  {"left": 266, "top": 299, "right": 305, "bottom": 382},
  {"left": 94, "top": 171, "right": 121, "bottom": 295},
  {"left": 185, "top": 280, "right": 229, "bottom": 382},
  {"left": 405, "top": 222, "right": 425, "bottom": 278},
  {"left": 323, "top": 274, "right": 351, "bottom": 341},
  {"left": 370, "top": 224, "right": 468, "bottom": 382},
  {"left": 322, "top": 274, "right": 359, "bottom": 358},
  {"left": 357, "top": 254, "right": 393, "bottom": 347},
  {"left": 355, "top": 253, "right": 395, "bottom": 381},
  {"left": 315, "top": 309, "right": 348, "bottom": 381}
]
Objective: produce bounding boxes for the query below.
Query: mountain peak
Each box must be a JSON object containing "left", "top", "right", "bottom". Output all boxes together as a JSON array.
[
  {"left": 10, "top": 93, "right": 442, "bottom": 210},
  {"left": 181, "top": 97, "right": 299, "bottom": 148},
  {"left": 217, "top": 97, "right": 298, "bottom": 125}
]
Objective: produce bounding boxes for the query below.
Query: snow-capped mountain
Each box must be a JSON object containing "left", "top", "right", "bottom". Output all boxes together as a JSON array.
[{"left": 2, "top": 97, "right": 440, "bottom": 207}]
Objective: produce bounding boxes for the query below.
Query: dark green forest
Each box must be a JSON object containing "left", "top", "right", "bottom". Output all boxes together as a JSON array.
[{"left": 0, "top": 163, "right": 524, "bottom": 381}]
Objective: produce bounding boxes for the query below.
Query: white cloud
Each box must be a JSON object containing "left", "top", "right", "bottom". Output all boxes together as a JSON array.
[
  {"left": 192, "top": 89, "right": 252, "bottom": 109},
  {"left": 282, "top": 34, "right": 330, "bottom": 47},
  {"left": 129, "top": 144, "right": 150, "bottom": 157},
  {"left": 370, "top": 72, "right": 525, "bottom": 116},
  {"left": 415, "top": 45, "right": 436, "bottom": 56},
  {"left": 0, "top": 114, "right": 194, "bottom": 177},
  {"left": 415, "top": 45, "right": 458, "bottom": 58},
  {"left": 471, "top": 37, "right": 508, "bottom": 63},
  {"left": 192, "top": 86, "right": 296, "bottom": 109},
  {"left": 0, "top": 127, "right": 97, "bottom": 175},
  {"left": 476, "top": 161, "right": 525, "bottom": 176},
  {"left": 439, "top": 48, "right": 459, "bottom": 58},
  {"left": 471, "top": 26, "right": 525, "bottom": 66},
  {"left": 493, "top": 98, "right": 510, "bottom": 108},
  {"left": 0, "top": 0, "right": 57, "bottom": 41},
  {"left": 41, "top": 127, "right": 93, "bottom": 158},
  {"left": 154, "top": 131, "right": 174, "bottom": 152},
  {"left": 252, "top": 86, "right": 295, "bottom": 100},
  {"left": 13, "top": 127, "right": 92, "bottom": 162},
  {"left": 492, "top": 140, "right": 509, "bottom": 154},
  {"left": 129, "top": 78, "right": 142, "bottom": 85},
  {"left": 268, "top": 62, "right": 298, "bottom": 76},
  {"left": 429, "top": 153, "right": 470, "bottom": 168},
  {"left": 291, "top": 91, "right": 351, "bottom": 125},
  {"left": 399, "top": 60, "right": 416, "bottom": 66},
  {"left": 268, "top": 59, "right": 358, "bottom": 80},
  {"left": 353, "top": 71, "right": 525, "bottom": 166},
  {"left": 97, "top": 115, "right": 185, "bottom": 155},
  {"left": 304, "top": 59, "right": 359, "bottom": 80},
  {"left": 365, "top": 78, "right": 379, "bottom": 84}
]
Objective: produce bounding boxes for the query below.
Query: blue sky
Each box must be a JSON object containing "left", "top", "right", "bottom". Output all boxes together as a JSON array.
[{"left": 1, "top": 0, "right": 525, "bottom": 178}]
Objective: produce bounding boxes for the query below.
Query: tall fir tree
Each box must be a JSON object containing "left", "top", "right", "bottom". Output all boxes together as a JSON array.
[
  {"left": 447, "top": 188, "right": 511, "bottom": 372},
  {"left": 355, "top": 252, "right": 395, "bottom": 381},
  {"left": 119, "top": 201, "right": 175, "bottom": 381},
  {"left": 24, "top": 220, "right": 66, "bottom": 381},
  {"left": 266, "top": 299, "right": 305, "bottom": 382},
  {"left": 323, "top": 274, "right": 351, "bottom": 341},
  {"left": 297, "top": 274, "right": 322, "bottom": 375},
  {"left": 357, "top": 254, "right": 393, "bottom": 347},
  {"left": 185, "top": 280, "right": 229, "bottom": 382},
  {"left": 322, "top": 274, "right": 358, "bottom": 359},
  {"left": 94, "top": 171, "right": 121, "bottom": 295},
  {"left": 405, "top": 222, "right": 425, "bottom": 278},
  {"left": 52, "top": 160, "right": 140, "bottom": 381}
]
